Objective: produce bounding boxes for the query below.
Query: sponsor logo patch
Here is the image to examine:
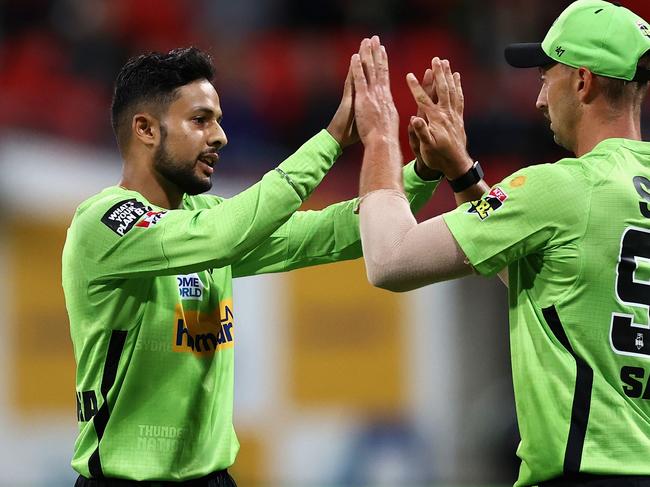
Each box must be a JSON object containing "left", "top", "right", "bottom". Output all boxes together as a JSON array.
[
  {"left": 177, "top": 273, "right": 204, "bottom": 300},
  {"left": 467, "top": 187, "right": 508, "bottom": 220},
  {"left": 136, "top": 210, "right": 167, "bottom": 228},
  {"left": 172, "top": 299, "right": 235, "bottom": 355},
  {"left": 638, "top": 21, "right": 650, "bottom": 39},
  {"left": 101, "top": 199, "right": 148, "bottom": 236}
]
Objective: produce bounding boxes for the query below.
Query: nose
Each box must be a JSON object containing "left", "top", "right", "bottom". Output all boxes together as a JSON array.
[
  {"left": 535, "top": 85, "right": 548, "bottom": 112},
  {"left": 208, "top": 122, "right": 228, "bottom": 149}
]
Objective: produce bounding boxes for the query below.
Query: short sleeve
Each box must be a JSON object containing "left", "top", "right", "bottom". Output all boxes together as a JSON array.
[{"left": 442, "top": 162, "right": 588, "bottom": 276}]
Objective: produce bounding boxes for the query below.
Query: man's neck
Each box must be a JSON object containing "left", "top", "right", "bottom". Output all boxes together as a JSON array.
[
  {"left": 573, "top": 109, "right": 642, "bottom": 157},
  {"left": 119, "top": 162, "right": 184, "bottom": 209}
]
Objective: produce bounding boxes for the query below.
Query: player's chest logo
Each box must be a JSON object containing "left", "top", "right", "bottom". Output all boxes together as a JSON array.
[
  {"left": 172, "top": 299, "right": 235, "bottom": 355},
  {"left": 177, "top": 273, "right": 205, "bottom": 301}
]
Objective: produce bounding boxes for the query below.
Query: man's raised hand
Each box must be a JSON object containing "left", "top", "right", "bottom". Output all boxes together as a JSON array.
[
  {"left": 406, "top": 58, "right": 474, "bottom": 179},
  {"left": 350, "top": 36, "right": 399, "bottom": 146},
  {"left": 326, "top": 62, "right": 359, "bottom": 149}
]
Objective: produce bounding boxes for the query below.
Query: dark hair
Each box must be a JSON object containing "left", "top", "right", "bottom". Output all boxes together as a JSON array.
[{"left": 111, "top": 47, "right": 215, "bottom": 150}]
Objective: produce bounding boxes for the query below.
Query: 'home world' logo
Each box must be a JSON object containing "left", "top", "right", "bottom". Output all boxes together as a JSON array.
[
  {"left": 172, "top": 299, "right": 234, "bottom": 355},
  {"left": 177, "top": 273, "right": 204, "bottom": 300}
]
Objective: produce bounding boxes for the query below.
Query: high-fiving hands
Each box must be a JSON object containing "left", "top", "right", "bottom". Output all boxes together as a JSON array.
[
  {"left": 347, "top": 35, "right": 480, "bottom": 196},
  {"left": 353, "top": 37, "right": 487, "bottom": 293},
  {"left": 406, "top": 58, "right": 474, "bottom": 179},
  {"left": 407, "top": 68, "right": 436, "bottom": 171}
]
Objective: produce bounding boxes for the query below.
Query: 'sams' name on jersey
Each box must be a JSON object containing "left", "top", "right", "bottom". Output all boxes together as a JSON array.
[{"left": 101, "top": 199, "right": 166, "bottom": 236}]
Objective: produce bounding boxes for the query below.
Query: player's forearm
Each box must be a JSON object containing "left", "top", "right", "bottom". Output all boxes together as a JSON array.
[
  {"left": 280, "top": 161, "right": 440, "bottom": 263},
  {"left": 205, "top": 131, "right": 340, "bottom": 263},
  {"left": 454, "top": 179, "right": 491, "bottom": 206},
  {"left": 359, "top": 137, "right": 404, "bottom": 196},
  {"left": 360, "top": 190, "right": 471, "bottom": 292},
  {"left": 276, "top": 129, "right": 342, "bottom": 200},
  {"left": 233, "top": 161, "right": 441, "bottom": 277},
  {"left": 232, "top": 198, "right": 362, "bottom": 277},
  {"left": 278, "top": 162, "right": 441, "bottom": 268}
]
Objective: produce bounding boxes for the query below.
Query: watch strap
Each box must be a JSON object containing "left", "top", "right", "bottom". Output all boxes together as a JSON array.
[{"left": 448, "top": 161, "right": 484, "bottom": 193}]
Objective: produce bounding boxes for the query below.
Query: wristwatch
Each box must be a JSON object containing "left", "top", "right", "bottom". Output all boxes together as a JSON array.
[{"left": 448, "top": 161, "right": 484, "bottom": 193}]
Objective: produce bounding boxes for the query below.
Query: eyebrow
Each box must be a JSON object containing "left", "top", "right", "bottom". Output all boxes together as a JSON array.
[{"left": 191, "top": 106, "right": 223, "bottom": 120}]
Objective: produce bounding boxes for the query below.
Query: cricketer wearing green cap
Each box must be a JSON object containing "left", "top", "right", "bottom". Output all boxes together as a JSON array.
[
  {"left": 505, "top": 0, "right": 650, "bottom": 82},
  {"left": 349, "top": 2, "right": 650, "bottom": 486}
]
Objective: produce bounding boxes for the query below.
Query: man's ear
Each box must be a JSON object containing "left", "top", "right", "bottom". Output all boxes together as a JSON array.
[
  {"left": 132, "top": 113, "right": 161, "bottom": 149},
  {"left": 576, "top": 67, "right": 597, "bottom": 104}
]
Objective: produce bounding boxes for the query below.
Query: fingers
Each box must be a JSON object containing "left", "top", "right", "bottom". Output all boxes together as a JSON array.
[
  {"left": 406, "top": 72, "right": 435, "bottom": 115},
  {"left": 358, "top": 35, "right": 390, "bottom": 91},
  {"left": 453, "top": 71, "right": 464, "bottom": 114},
  {"left": 423, "top": 68, "right": 436, "bottom": 102},
  {"left": 351, "top": 53, "right": 368, "bottom": 97},
  {"left": 431, "top": 57, "right": 450, "bottom": 108},
  {"left": 423, "top": 68, "right": 434, "bottom": 91},
  {"left": 375, "top": 40, "right": 390, "bottom": 90},
  {"left": 428, "top": 57, "right": 464, "bottom": 114},
  {"left": 415, "top": 69, "right": 433, "bottom": 118},
  {"left": 442, "top": 60, "right": 458, "bottom": 110},
  {"left": 351, "top": 37, "right": 400, "bottom": 144},
  {"left": 371, "top": 36, "right": 383, "bottom": 77},
  {"left": 359, "top": 38, "right": 376, "bottom": 87},
  {"left": 342, "top": 61, "right": 354, "bottom": 99},
  {"left": 407, "top": 117, "right": 419, "bottom": 150},
  {"left": 411, "top": 116, "right": 435, "bottom": 147}
]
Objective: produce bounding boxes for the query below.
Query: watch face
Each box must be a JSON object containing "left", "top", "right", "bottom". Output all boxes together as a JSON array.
[
  {"left": 450, "top": 162, "right": 482, "bottom": 193},
  {"left": 475, "top": 161, "right": 484, "bottom": 178}
]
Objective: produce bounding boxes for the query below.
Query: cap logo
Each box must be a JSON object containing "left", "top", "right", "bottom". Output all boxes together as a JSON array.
[
  {"left": 637, "top": 21, "right": 650, "bottom": 39},
  {"left": 555, "top": 46, "right": 566, "bottom": 57}
]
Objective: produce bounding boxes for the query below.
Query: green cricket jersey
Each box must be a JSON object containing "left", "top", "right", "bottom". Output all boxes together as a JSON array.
[
  {"left": 62, "top": 130, "right": 439, "bottom": 482},
  {"left": 444, "top": 138, "right": 650, "bottom": 486}
]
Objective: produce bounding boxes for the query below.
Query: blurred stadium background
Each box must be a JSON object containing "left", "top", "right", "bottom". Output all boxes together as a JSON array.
[{"left": 1, "top": 0, "right": 650, "bottom": 486}]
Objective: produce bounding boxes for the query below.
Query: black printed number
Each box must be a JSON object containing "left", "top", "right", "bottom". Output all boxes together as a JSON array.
[{"left": 610, "top": 227, "right": 650, "bottom": 357}]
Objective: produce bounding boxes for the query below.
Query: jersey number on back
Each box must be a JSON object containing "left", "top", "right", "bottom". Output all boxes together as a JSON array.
[
  {"left": 610, "top": 176, "right": 650, "bottom": 358},
  {"left": 611, "top": 227, "right": 650, "bottom": 357}
]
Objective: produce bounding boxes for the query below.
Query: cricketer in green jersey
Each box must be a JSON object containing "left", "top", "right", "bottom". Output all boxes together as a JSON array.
[
  {"left": 353, "top": 1, "right": 650, "bottom": 486},
  {"left": 62, "top": 48, "right": 442, "bottom": 485}
]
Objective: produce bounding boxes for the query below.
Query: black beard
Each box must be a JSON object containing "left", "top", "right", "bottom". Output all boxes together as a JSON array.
[{"left": 153, "top": 127, "right": 212, "bottom": 196}]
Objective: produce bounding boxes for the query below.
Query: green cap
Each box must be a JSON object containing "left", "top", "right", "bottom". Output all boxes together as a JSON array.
[{"left": 505, "top": 0, "right": 650, "bottom": 81}]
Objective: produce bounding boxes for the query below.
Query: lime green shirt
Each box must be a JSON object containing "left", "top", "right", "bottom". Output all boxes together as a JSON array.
[
  {"left": 444, "top": 139, "right": 650, "bottom": 486},
  {"left": 62, "top": 130, "right": 439, "bottom": 481}
]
